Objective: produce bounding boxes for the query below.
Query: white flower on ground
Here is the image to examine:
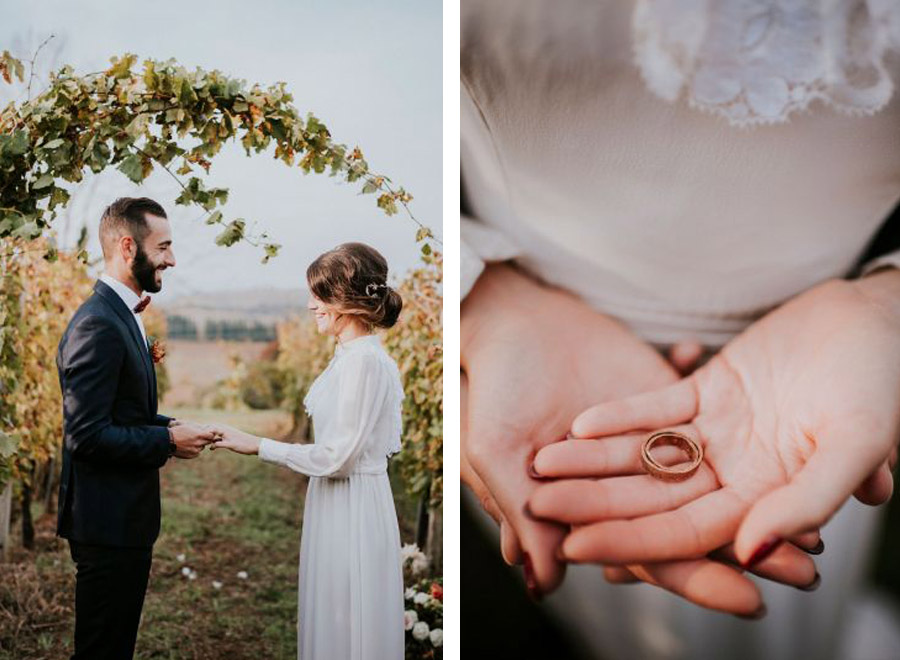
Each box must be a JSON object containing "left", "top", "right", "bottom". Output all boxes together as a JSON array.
[
  {"left": 188, "top": 570, "right": 197, "bottom": 581},
  {"left": 401, "top": 543, "right": 429, "bottom": 576},
  {"left": 400, "top": 543, "right": 419, "bottom": 562},
  {"left": 411, "top": 555, "right": 429, "bottom": 576},
  {"left": 212, "top": 581, "right": 223, "bottom": 590},
  {"left": 404, "top": 610, "right": 418, "bottom": 631},
  {"left": 237, "top": 571, "right": 248, "bottom": 580},
  {"left": 413, "top": 592, "right": 429, "bottom": 605},
  {"left": 429, "top": 628, "right": 443, "bottom": 647},
  {"left": 176, "top": 553, "right": 186, "bottom": 563},
  {"left": 404, "top": 587, "right": 415, "bottom": 600},
  {"left": 181, "top": 567, "right": 191, "bottom": 577},
  {"left": 412, "top": 621, "right": 430, "bottom": 641}
]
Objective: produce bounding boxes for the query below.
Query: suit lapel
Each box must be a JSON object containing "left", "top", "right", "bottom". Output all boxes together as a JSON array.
[
  {"left": 149, "top": 345, "right": 159, "bottom": 413},
  {"left": 94, "top": 281, "right": 155, "bottom": 408}
]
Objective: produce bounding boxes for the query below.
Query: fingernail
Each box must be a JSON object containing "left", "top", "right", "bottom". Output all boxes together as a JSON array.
[
  {"left": 796, "top": 571, "right": 821, "bottom": 592},
  {"left": 736, "top": 604, "right": 767, "bottom": 620},
  {"left": 743, "top": 536, "right": 783, "bottom": 568},
  {"left": 523, "top": 501, "right": 536, "bottom": 520},
  {"left": 522, "top": 553, "right": 542, "bottom": 601},
  {"left": 806, "top": 539, "right": 825, "bottom": 555},
  {"left": 527, "top": 449, "right": 547, "bottom": 480}
]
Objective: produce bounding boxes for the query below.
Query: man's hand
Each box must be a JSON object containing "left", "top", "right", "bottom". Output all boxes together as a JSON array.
[{"left": 170, "top": 423, "right": 217, "bottom": 459}]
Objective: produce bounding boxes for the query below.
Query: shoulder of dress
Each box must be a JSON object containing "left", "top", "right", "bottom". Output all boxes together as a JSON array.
[{"left": 339, "top": 343, "right": 400, "bottom": 379}]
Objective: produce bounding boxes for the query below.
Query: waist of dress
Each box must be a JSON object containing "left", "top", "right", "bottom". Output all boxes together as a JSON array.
[{"left": 349, "top": 460, "right": 388, "bottom": 475}]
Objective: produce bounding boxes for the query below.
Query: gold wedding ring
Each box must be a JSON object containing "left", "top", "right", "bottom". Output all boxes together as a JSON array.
[{"left": 640, "top": 430, "right": 703, "bottom": 482}]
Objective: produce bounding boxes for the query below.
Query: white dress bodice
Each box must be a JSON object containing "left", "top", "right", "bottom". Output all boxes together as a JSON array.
[
  {"left": 461, "top": 0, "right": 900, "bottom": 347},
  {"left": 259, "top": 334, "right": 403, "bottom": 477}
]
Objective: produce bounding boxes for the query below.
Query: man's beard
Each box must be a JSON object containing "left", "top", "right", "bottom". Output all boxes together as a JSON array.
[{"left": 132, "top": 243, "right": 163, "bottom": 293}]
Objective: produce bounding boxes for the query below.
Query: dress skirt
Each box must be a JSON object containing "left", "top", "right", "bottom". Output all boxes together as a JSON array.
[{"left": 298, "top": 472, "right": 404, "bottom": 660}]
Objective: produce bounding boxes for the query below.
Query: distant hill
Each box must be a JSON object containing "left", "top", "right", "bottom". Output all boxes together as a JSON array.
[
  {"left": 159, "top": 288, "right": 309, "bottom": 341},
  {"left": 161, "top": 288, "right": 309, "bottom": 320}
]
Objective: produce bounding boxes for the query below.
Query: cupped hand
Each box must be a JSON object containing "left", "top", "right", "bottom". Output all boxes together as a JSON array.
[
  {"left": 530, "top": 274, "right": 900, "bottom": 571},
  {"left": 462, "top": 264, "right": 819, "bottom": 609}
]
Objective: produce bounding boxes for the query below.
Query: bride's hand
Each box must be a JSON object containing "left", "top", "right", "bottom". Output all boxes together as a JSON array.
[
  {"left": 530, "top": 272, "right": 900, "bottom": 571},
  {"left": 209, "top": 423, "right": 262, "bottom": 455}
]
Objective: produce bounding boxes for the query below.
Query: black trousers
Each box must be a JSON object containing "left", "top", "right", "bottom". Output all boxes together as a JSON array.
[{"left": 68, "top": 540, "right": 153, "bottom": 660}]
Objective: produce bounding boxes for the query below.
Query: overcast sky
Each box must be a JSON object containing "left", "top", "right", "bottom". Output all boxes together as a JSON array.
[{"left": 1, "top": 0, "right": 441, "bottom": 303}]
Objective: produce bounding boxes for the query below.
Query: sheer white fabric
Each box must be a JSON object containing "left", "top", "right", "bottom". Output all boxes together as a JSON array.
[
  {"left": 258, "top": 334, "right": 404, "bottom": 660},
  {"left": 461, "top": 1, "right": 900, "bottom": 658}
]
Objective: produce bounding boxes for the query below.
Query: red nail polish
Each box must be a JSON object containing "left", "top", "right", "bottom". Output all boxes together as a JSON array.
[
  {"left": 735, "top": 603, "right": 768, "bottom": 620},
  {"left": 523, "top": 553, "right": 542, "bottom": 601},
  {"left": 796, "top": 571, "right": 821, "bottom": 592},
  {"left": 806, "top": 539, "right": 825, "bottom": 555},
  {"left": 743, "top": 536, "right": 783, "bottom": 568},
  {"left": 527, "top": 449, "right": 546, "bottom": 480},
  {"left": 523, "top": 500, "right": 536, "bottom": 520}
]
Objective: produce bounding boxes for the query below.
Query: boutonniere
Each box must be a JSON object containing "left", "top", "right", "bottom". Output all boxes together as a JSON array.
[{"left": 148, "top": 336, "right": 166, "bottom": 364}]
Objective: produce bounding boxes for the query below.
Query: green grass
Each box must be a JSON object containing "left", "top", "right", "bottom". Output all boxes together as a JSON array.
[
  {"left": 0, "top": 406, "right": 423, "bottom": 660},
  {"left": 138, "top": 407, "right": 302, "bottom": 659}
]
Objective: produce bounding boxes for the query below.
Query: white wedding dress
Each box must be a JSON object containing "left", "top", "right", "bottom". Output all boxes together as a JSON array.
[{"left": 258, "top": 334, "right": 405, "bottom": 660}]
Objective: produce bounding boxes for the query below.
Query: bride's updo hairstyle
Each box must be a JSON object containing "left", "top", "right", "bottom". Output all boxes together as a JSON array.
[{"left": 307, "top": 242, "right": 403, "bottom": 329}]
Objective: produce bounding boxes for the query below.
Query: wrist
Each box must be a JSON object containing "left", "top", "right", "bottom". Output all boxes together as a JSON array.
[
  {"left": 462, "top": 264, "right": 535, "bottom": 364},
  {"left": 167, "top": 427, "right": 177, "bottom": 457}
]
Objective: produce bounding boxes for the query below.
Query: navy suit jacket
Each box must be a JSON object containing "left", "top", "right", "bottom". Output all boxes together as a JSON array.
[{"left": 56, "top": 280, "right": 172, "bottom": 547}]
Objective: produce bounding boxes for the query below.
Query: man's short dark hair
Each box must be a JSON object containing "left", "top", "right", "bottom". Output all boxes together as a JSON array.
[{"left": 99, "top": 197, "right": 167, "bottom": 259}]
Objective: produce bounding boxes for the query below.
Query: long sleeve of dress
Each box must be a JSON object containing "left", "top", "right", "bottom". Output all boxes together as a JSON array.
[
  {"left": 461, "top": 215, "right": 520, "bottom": 299},
  {"left": 460, "top": 79, "right": 522, "bottom": 301},
  {"left": 258, "top": 351, "right": 389, "bottom": 478},
  {"left": 860, "top": 249, "right": 900, "bottom": 277}
]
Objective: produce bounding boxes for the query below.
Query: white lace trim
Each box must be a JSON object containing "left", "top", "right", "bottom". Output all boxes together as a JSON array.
[{"left": 633, "top": 0, "right": 900, "bottom": 127}]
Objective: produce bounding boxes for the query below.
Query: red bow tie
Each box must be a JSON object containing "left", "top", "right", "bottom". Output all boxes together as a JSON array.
[{"left": 133, "top": 296, "right": 151, "bottom": 314}]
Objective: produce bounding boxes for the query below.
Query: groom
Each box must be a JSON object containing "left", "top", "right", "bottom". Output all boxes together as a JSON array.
[{"left": 56, "top": 197, "right": 215, "bottom": 660}]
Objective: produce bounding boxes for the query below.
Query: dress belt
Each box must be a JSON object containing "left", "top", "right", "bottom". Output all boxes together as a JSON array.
[{"left": 350, "top": 461, "right": 388, "bottom": 475}]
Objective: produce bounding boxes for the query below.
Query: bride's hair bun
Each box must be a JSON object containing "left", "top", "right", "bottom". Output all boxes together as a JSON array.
[
  {"left": 307, "top": 242, "right": 403, "bottom": 329},
  {"left": 380, "top": 286, "right": 402, "bottom": 328}
]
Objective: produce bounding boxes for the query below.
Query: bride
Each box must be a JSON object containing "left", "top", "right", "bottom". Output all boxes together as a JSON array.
[{"left": 210, "top": 242, "right": 406, "bottom": 660}]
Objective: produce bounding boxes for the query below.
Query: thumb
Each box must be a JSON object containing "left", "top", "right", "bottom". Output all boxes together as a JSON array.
[
  {"left": 735, "top": 445, "right": 884, "bottom": 565},
  {"left": 854, "top": 461, "right": 894, "bottom": 506}
]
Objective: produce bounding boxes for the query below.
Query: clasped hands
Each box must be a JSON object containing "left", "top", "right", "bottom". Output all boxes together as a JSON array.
[
  {"left": 166, "top": 420, "right": 259, "bottom": 458},
  {"left": 462, "top": 265, "right": 900, "bottom": 617}
]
